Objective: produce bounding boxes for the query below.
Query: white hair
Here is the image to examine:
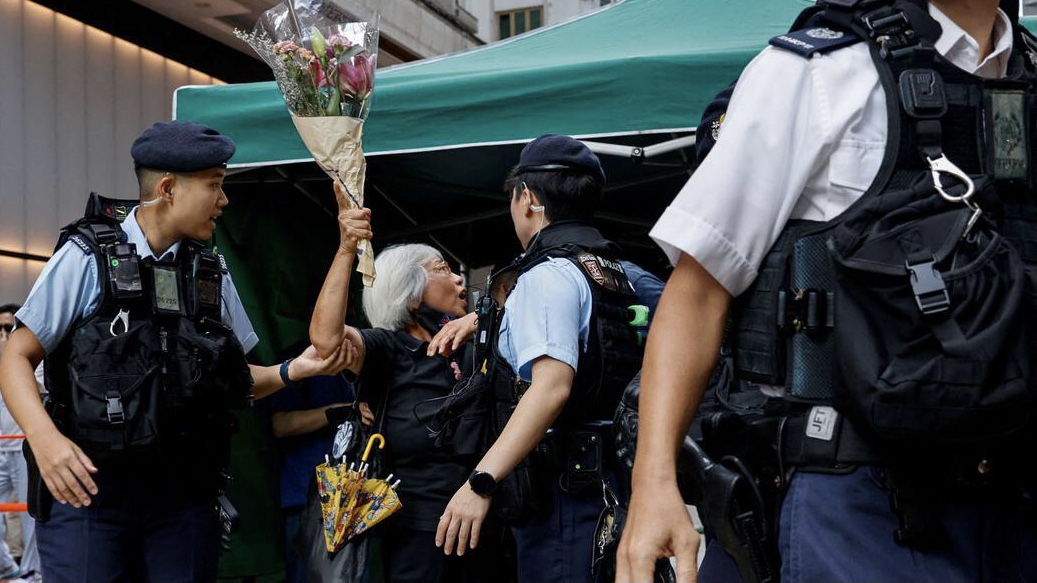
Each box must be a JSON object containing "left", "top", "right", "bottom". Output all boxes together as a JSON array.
[{"left": 362, "top": 244, "right": 442, "bottom": 330}]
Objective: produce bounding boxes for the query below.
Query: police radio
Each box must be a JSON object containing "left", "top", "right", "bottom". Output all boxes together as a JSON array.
[{"left": 188, "top": 251, "right": 223, "bottom": 320}]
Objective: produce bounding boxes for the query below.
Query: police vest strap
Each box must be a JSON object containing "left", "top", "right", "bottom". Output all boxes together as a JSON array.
[
  {"left": 772, "top": 0, "right": 936, "bottom": 63},
  {"left": 85, "top": 223, "right": 120, "bottom": 247}
]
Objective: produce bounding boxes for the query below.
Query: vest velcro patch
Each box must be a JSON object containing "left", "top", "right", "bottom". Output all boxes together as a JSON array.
[
  {"left": 577, "top": 253, "right": 628, "bottom": 293},
  {"left": 68, "top": 234, "right": 92, "bottom": 255},
  {"left": 770, "top": 27, "right": 862, "bottom": 58}
]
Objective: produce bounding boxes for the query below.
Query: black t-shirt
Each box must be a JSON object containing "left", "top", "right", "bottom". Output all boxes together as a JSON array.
[{"left": 359, "top": 328, "right": 473, "bottom": 531}]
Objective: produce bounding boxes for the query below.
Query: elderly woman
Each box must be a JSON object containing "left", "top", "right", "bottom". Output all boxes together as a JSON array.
[{"left": 310, "top": 185, "right": 490, "bottom": 583}]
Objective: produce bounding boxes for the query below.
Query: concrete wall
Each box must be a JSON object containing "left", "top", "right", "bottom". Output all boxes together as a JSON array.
[{"left": 0, "top": 0, "right": 220, "bottom": 305}]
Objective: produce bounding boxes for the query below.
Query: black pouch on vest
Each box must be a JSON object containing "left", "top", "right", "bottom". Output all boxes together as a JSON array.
[
  {"left": 67, "top": 319, "right": 163, "bottom": 457},
  {"left": 175, "top": 318, "right": 253, "bottom": 407},
  {"left": 23, "top": 441, "right": 52, "bottom": 523},
  {"left": 828, "top": 175, "right": 1034, "bottom": 446}
]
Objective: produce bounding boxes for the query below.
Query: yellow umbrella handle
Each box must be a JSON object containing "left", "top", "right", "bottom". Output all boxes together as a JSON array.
[{"left": 362, "top": 433, "right": 385, "bottom": 463}]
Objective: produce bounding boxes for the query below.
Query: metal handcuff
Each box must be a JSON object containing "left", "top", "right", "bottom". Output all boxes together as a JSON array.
[{"left": 109, "top": 308, "right": 130, "bottom": 337}]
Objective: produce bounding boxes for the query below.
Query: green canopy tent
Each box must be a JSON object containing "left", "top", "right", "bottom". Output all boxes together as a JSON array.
[{"left": 174, "top": 0, "right": 814, "bottom": 271}]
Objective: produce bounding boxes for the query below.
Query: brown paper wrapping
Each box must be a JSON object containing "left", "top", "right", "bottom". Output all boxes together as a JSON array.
[{"left": 292, "top": 115, "right": 376, "bottom": 286}]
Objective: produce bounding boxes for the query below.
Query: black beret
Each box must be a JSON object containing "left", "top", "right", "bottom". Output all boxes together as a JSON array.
[
  {"left": 131, "top": 121, "right": 236, "bottom": 172},
  {"left": 516, "top": 134, "right": 605, "bottom": 182}
]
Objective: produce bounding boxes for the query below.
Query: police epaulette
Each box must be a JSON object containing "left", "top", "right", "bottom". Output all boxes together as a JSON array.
[
  {"left": 770, "top": 26, "right": 862, "bottom": 58},
  {"left": 1018, "top": 28, "right": 1037, "bottom": 68},
  {"left": 67, "top": 234, "right": 92, "bottom": 255},
  {"left": 216, "top": 253, "right": 229, "bottom": 273}
]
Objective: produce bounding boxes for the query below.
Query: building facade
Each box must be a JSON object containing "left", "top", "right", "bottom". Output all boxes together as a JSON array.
[
  {"left": 0, "top": 0, "right": 485, "bottom": 303},
  {"left": 464, "top": 0, "right": 612, "bottom": 43}
]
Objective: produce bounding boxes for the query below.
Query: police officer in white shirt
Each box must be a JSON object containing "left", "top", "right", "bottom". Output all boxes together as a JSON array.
[{"left": 617, "top": 1, "right": 1036, "bottom": 582}]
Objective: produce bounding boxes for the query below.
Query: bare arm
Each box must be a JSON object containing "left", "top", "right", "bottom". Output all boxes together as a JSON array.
[
  {"left": 0, "top": 328, "right": 98, "bottom": 507},
  {"left": 616, "top": 253, "right": 731, "bottom": 583},
  {"left": 311, "top": 182, "right": 372, "bottom": 360},
  {"left": 436, "top": 356, "right": 573, "bottom": 555},
  {"left": 249, "top": 342, "right": 358, "bottom": 400}
]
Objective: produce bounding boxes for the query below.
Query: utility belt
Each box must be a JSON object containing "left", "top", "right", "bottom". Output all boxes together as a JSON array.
[
  {"left": 693, "top": 403, "right": 1037, "bottom": 581},
  {"left": 495, "top": 422, "right": 616, "bottom": 523}
]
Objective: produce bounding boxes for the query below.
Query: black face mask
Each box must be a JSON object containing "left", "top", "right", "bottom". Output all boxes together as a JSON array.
[{"left": 413, "top": 303, "right": 454, "bottom": 336}]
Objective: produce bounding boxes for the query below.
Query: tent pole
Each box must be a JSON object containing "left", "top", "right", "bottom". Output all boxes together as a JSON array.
[{"left": 582, "top": 134, "right": 698, "bottom": 161}]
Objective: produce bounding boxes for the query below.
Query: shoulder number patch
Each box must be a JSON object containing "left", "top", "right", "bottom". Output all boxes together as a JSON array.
[
  {"left": 770, "top": 27, "right": 862, "bottom": 58},
  {"left": 68, "top": 235, "right": 92, "bottom": 255}
]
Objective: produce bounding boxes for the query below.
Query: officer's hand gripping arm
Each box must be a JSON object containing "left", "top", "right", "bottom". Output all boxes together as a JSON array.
[{"left": 247, "top": 340, "right": 356, "bottom": 400}]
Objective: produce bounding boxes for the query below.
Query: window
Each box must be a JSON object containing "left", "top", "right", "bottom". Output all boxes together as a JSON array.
[{"left": 498, "top": 7, "right": 543, "bottom": 39}]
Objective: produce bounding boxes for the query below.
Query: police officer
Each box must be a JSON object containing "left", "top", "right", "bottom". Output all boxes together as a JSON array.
[
  {"left": 0, "top": 121, "right": 350, "bottom": 583},
  {"left": 434, "top": 135, "right": 643, "bottom": 583},
  {"left": 618, "top": 1, "right": 1037, "bottom": 582}
]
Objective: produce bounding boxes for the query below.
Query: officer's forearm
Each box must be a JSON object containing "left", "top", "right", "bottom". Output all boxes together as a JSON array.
[
  {"left": 0, "top": 329, "right": 57, "bottom": 441},
  {"left": 632, "top": 253, "right": 730, "bottom": 484},
  {"left": 474, "top": 357, "right": 573, "bottom": 480},
  {"left": 248, "top": 363, "right": 286, "bottom": 400}
]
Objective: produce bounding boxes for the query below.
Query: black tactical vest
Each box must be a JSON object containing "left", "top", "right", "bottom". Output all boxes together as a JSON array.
[
  {"left": 725, "top": 0, "right": 1037, "bottom": 452},
  {"left": 44, "top": 194, "right": 253, "bottom": 462},
  {"left": 482, "top": 223, "right": 644, "bottom": 433}
]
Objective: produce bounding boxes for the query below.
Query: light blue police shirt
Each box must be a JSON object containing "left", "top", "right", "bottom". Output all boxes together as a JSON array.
[
  {"left": 499, "top": 257, "right": 593, "bottom": 381},
  {"left": 16, "top": 207, "right": 259, "bottom": 355}
]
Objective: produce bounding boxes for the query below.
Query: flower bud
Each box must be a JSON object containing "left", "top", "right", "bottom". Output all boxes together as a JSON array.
[{"left": 309, "top": 27, "right": 327, "bottom": 60}]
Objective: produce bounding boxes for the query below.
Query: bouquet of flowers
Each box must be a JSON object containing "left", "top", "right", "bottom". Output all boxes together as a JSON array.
[{"left": 237, "top": 1, "right": 379, "bottom": 285}]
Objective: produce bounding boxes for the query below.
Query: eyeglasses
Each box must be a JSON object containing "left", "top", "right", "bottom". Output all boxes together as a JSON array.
[
  {"left": 426, "top": 262, "right": 453, "bottom": 277},
  {"left": 0, "top": 324, "right": 13, "bottom": 334}
]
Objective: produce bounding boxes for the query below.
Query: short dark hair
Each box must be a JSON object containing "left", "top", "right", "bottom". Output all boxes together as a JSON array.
[
  {"left": 504, "top": 165, "right": 603, "bottom": 222},
  {"left": 0, "top": 303, "right": 21, "bottom": 316}
]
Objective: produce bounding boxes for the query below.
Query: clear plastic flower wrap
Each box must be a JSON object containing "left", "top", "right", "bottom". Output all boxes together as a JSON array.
[{"left": 237, "top": 1, "right": 379, "bottom": 285}]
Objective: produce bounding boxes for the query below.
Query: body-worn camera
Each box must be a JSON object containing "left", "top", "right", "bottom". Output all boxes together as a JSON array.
[
  {"left": 105, "top": 243, "right": 143, "bottom": 300},
  {"left": 189, "top": 251, "right": 223, "bottom": 320}
]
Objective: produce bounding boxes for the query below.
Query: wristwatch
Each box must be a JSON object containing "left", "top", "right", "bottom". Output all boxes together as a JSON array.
[{"left": 468, "top": 470, "right": 497, "bottom": 497}]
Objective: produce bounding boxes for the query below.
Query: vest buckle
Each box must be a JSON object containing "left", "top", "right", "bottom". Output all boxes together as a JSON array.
[
  {"left": 905, "top": 257, "right": 950, "bottom": 315},
  {"left": 106, "top": 393, "right": 125, "bottom": 425},
  {"left": 778, "top": 288, "right": 834, "bottom": 334}
]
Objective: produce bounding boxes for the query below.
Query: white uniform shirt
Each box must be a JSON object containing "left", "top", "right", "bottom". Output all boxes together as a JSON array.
[{"left": 650, "top": 5, "right": 1013, "bottom": 296}]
